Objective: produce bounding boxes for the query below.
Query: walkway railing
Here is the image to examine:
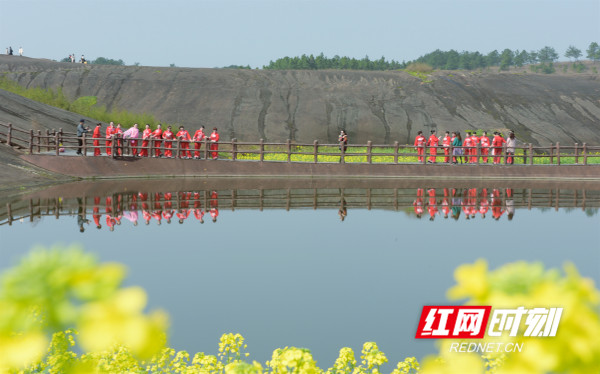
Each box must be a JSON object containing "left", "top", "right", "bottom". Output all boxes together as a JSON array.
[{"left": 1, "top": 123, "right": 599, "bottom": 165}]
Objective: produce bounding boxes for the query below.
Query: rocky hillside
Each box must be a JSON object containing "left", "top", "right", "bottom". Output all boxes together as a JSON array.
[{"left": 1, "top": 55, "right": 599, "bottom": 146}]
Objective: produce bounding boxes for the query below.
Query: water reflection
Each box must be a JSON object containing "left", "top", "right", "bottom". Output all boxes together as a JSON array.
[{"left": 2, "top": 182, "right": 599, "bottom": 230}]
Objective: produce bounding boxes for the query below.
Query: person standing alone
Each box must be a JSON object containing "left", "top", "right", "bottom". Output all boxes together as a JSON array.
[
  {"left": 76, "top": 119, "right": 89, "bottom": 155},
  {"left": 209, "top": 127, "right": 220, "bottom": 160}
]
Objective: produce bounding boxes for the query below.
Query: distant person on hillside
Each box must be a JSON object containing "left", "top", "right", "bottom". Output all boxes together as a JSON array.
[
  {"left": 76, "top": 119, "right": 90, "bottom": 155},
  {"left": 18, "top": 47, "right": 23, "bottom": 56},
  {"left": 80, "top": 55, "right": 86, "bottom": 63},
  {"left": 209, "top": 127, "right": 220, "bottom": 160},
  {"left": 8, "top": 47, "right": 13, "bottom": 55}
]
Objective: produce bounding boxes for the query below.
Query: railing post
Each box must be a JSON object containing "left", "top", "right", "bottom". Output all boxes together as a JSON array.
[
  {"left": 313, "top": 140, "right": 318, "bottom": 164},
  {"left": 556, "top": 142, "right": 560, "bottom": 165},
  {"left": 423, "top": 143, "right": 427, "bottom": 164},
  {"left": 29, "top": 129, "right": 34, "bottom": 154},
  {"left": 232, "top": 138, "right": 237, "bottom": 161},
  {"left": 45, "top": 129, "right": 50, "bottom": 151},
  {"left": 111, "top": 134, "right": 117, "bottom": 159},
  {"left": 176, "top": 139, "right": 181, "bottom": 158},
  {"left": 367, "top": 141, "right": 372, "bottom": 164},
  {"left": 340, "top": 141, "right": 345, "bottom": 164},
  {"left": 204, "top": 138, "right": 209, "bottom": 160},
  {"left": 286, "top": 139, "right": 291, "bottom": 163},
  {"left": 7, "top": 123, "right": 12, "bottom": 146},
  {"left": 574, "top": 143, "right": 579, "bottom": 164},
  {"left": 549, "top": 143, "right": 554, "bottom": 165},
  {"left": 59, "top": 128, "right": 63, "bottom": 149},
  {"left": 37, "top": 130, "right": 41, "bottom": 153},
  {"left": 476, "top": 143, "right": 481, "bottom": 165},
  {"left": 150, "top": 137, "right": 155, "bottom": 157},
  {"left": 529, "top": 143, "right": 533, "bottom": 165},
  {"left": 82, "top": 133, "right": 87, "bottom": 156},
  {"left": 394, "top": 141, "right": 399, "bottom": 164},
  {"left": 259, "top": 139, "right": 264, "bottom": 162},
  {"left": 583, "top": 143, "right": 587, "bottom": 165},
  {"left": 55, "top": 132, "right": 60, "bottom": 156}
]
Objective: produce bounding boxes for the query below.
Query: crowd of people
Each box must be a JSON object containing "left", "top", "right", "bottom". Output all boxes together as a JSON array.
[
  {"left": 412, "top": 187, "right": 515, "bottom": 221},
  {"left": 77, "top": 120, "right": 221, "bottom": 160},
  {"left": 415, "top": 129, "right": 518, "bottom": 164},
  {"left": 78, "top": 191, "right": 220, "bottom": 232}
]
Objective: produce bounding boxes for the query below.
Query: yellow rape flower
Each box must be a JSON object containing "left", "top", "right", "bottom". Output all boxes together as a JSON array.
[{"left": 78, "top": 287, "right": 168, "bottom": 359}]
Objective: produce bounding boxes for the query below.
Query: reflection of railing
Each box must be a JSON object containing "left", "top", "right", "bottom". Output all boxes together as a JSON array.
[
  {"left": 2, "top": 188, "right": 599, "bottom": 227},
  {"left": 2, "top": 123, "right": 599, "bottom": 165}
]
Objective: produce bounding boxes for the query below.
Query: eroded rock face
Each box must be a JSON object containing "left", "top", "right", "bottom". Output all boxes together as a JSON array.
[{"left": 1, "top": 56, "right": 599, "bottom": 146}]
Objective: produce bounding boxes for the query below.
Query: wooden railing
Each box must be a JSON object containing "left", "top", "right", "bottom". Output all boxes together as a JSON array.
[
  {"left": 2, "top": 187, "right": 599, "bottom": 227},
  {"left": 1, "top": 123, "right": 599, "bottom": 165}
]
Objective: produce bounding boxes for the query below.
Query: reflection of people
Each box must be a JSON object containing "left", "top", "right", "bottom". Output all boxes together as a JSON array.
[
  {"left": 338, "top": 198, "right": 347, "bottom": 221},
  {"left": 413, "top": 188, "right": 424, "bottom": 218},
  {"left": 210, "top": 190, "right": 219, "bottom": 222},
  {"left": 451, "top": 188, "right": 462, "bottom": 220},
  {"left": 77, "top": 198, "right": 89, "bottom": 232},
  {"left": 427, "top": 189, "right": 438, "bottom": 220},
  {"left": 491, "top": 189, "right": 505, "bottom": 220},
  {"left": 505, "top": 188, "right": 514, "bottom": 220},
  {"left": 93, "top": 196, "right": 102, "bottom": 229}
]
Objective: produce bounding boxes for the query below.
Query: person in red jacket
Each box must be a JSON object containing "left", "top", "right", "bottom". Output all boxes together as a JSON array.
[
  {"left": 162, "top": 126, "right": 175, "bottom": 158},
  {"left": 152, "top": 124, "right": 163, "bottom": 157},
  {"left": 105, "top": 122, "right": 115, "bottom": 155},
  {"left": 470, "top": 132, "right": 479, "bottom": 163},
  {"left": 176, "top": 126, "right": 192, "bottom": 158},
  {"left": 414, "top": 131, "right": 426, "bottom": 163},
  {"left": 426, "top": 130, "right": 439, "bottom": 163},
  {"left": 463, "top": 131, "right": 473, "bottom": 163},
  {"left": 442, "top": 131, "right": 451, "bottom": 163},
  {"left": 479, "top": 131, "right": 490, "bottom": 163},
  {"left": 492, "top": 132, "right": 506, "bottom": 164},
  {"left": 114, "top": 124, "right": 124, "bottom": 156},
  {"left": 140, "top": 124, "right": 153, "bottom": 157},
  {"left": 209, "top": 127, "right": 220, "bottom": 160},
  {"left": 193, "top": 125, "right": 206, "bottom": 159},
  {"left": 92, "top": 122, "right": 103, "bottom": 156}
]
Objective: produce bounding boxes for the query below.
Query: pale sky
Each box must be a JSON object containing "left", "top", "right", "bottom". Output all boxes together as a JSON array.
[{"left": 1, "top": 0, "right": 599, "bottom": 68}]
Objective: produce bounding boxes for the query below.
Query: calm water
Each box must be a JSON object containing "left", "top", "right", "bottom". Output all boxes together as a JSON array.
[{"left": 1, "top": 181, "right": 599, "bottom": 369}]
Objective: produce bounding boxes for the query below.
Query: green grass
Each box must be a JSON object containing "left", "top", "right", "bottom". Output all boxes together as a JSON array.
[{"left": 0, "top": 76, "right": 167, "bottom": 129}]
